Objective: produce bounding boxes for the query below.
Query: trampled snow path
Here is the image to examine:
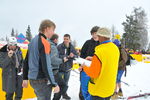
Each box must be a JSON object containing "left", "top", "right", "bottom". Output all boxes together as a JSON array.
[{"left": 27, "top": 61, "right": 150, "bottom": 100}]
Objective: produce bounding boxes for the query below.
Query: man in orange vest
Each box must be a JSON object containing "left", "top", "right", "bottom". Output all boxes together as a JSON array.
[{"left": 80, "top": 27, "right": 120, "bottom": 100}]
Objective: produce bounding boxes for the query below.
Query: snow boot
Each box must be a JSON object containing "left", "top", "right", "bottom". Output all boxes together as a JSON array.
[
  {"left": 62, "top": 93, "right": 71, "bottom": 100},
  {"left": 118, "top": 88, "right": 123, "bottom": 96},
  {"left": 111, "top": 92, "right": 118, "bottom": 100}
]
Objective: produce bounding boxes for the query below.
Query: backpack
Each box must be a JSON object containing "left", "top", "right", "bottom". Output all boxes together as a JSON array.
[
  {"left": 118, "top": 47, "right": 128, "bottom": 76},
  {"left": 118, "top": 47, "right": 128, "bottom": 69}
]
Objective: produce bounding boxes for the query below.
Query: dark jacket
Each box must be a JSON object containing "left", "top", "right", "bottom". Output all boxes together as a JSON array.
[
  {"left": 80, "top": 38, "right": 99, "bottom": 59},
  {"left": 57, "top": 43, "right": 77, "bottom": 72},
  {"left": 0, "top": 45, "right": 23, "bottom": 93},
  {"left": 49, "top": 40, "right": 63, "bottom": 75},
  {"left": 23, "top": 33, "right": 57, "bottom": 86},
  {"left": 79, "top": 38, "right": 99, "bottom": 100},
  {"left": 126, "top": 52, "right": 134, "bottom": 66}
]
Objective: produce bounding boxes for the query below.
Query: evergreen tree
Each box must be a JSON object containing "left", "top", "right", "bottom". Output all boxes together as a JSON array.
[
  {"left": 147, "top": 43, "right": 150, "bottom": 52},
  {"left": 122, "top": 7, "right": 148, "bottom": 50},
  {"left": 0, "top": 38, "right": 5, "bottom": 41},
  {"left": 72, "top": 40, "right": 77, "bottom": 47},
  {"left": 11, "top": 28, "right": 15, "bottom": 37},
  {"left": 6, "top": 36, "right": 8, "bottom": 42},
  {"left": 15, "top": 30, "right": 19, "bottom": 37},
  {"left": 26, "top": 25, "right": 32, "bottom": 42}
]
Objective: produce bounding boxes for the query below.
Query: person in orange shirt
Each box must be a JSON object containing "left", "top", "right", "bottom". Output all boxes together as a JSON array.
[{"left": 79, "top": 27, "right": 120, "bottom": 100}]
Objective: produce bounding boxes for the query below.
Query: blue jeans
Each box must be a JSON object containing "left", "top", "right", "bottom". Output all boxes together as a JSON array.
[
  {"left": 117, "top": 70, "right": 124, "bottom": 83},
  {"left": 80, "top": 71, "right": 91, "bottom": 100},
  {"left": 30, "top": 79, "right": 53, "bottom": 100}
]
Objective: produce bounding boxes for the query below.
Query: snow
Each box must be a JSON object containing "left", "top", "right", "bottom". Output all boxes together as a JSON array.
[
  {"left": 26, "top": 60, "right": 150, "bottom": 100},
  {"left": 26, "top": 70, "right": 80, "bottom": 100},
  {"left": 121, "top": 60, "right": 150, "bottom": 100}
]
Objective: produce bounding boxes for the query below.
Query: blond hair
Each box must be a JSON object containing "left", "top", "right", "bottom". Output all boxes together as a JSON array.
[{"left": 39, "top": 19, "right": 56, "bottom": 33}]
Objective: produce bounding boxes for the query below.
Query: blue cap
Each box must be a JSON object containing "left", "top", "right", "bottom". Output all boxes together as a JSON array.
[{"left": 113, "top": 39, "right": 121, "bottom": 47}]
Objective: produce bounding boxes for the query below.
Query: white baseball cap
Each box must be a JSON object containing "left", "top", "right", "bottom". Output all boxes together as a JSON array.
[{"left": 8, "top": 37, "right": 17, "bottom": 46}]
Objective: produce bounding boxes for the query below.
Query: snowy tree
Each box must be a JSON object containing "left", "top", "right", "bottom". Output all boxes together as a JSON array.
[
  {"left": 15, "top": 30, "right": 19, "bottom": 37},
  {"left": 6, "top": 36, "right": 9, "bottom": 42},
  {"left": 111, "top": 25, "right": 119, "bottom": 41},
  {"left": 11, "top": 28, "right": 15, "bottom": 37},
  {"left": 0, "top": 37, "right": 5, "bottom": 41},
  {"left": 72, "top": 40, "right": 77, "bottom": 47},
  {"left": 122, "top": 7, "right": 148, "bottom": 50},
  {"left": 147, "top": 43, "right": 150, "bottom": 52},
  {"left": 26, "top": 25, "right": 32, "bottom": 42}
]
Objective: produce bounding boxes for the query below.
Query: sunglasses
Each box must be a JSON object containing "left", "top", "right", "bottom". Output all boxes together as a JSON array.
[{"left": 8, "top": 44, "right": 17, "bottom": 46}]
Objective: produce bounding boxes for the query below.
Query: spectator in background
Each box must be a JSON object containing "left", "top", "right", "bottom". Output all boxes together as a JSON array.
[
  {"left": 49, "top": 34, "right": 68, "bottom": 100},
  {"left": 141, "top": 49, "right": 146, "bottom": 54},
  {"left": 134, "top": 50, "right": 141, "bottom": 54},
  {"left": 129, "top": 49, "right": 134, "bottom": 54},
  {"left": 0, "top": 37, "right": 23, "bottom": 100},
  {"left": 111, "top": 41, "right": 128, "bottom": 99},
  {"left": 125, "top": 48, "right": 134, "bottom": 66},
  {"left": 57, "top": 34, "right": 77, "bottom": 99}
]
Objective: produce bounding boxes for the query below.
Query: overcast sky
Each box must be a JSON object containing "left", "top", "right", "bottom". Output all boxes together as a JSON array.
[{"left": 0, "top": 0, "right": 150, "bottom": 47}]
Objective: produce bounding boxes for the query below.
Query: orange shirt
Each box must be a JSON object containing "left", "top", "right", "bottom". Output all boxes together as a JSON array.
[{"left": 83, "top": 55, "right": 102, "bottom": 78}]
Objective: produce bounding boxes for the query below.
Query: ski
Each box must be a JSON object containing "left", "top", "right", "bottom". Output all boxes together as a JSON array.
[
  {"left": 117, "top": 96, "right": 126, "bottom": 100},
  {"left": 121, "top": 81, "right": 130, "bottom": 86},
  {"left": 127, "top": 93, "right": 150, "bottom": 100}
]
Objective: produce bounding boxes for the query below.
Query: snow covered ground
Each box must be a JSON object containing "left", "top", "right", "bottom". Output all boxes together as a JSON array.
[
  {"left": 121, "top": 60, "right": 150, "bottom": 100},
  {"left": 27, "top": 60, "right": 150, "bottom": 100}
]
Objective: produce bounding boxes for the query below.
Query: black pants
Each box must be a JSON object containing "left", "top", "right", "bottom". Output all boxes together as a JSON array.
[
  {"left": 53, "top": 72, "right": 68, "bottom": 100},
  {"left": 6, "top": 76, "right": 23, "bottom": 100},
  {"left": 92, "top": 96, "right": 111, "bottom": 100}
]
